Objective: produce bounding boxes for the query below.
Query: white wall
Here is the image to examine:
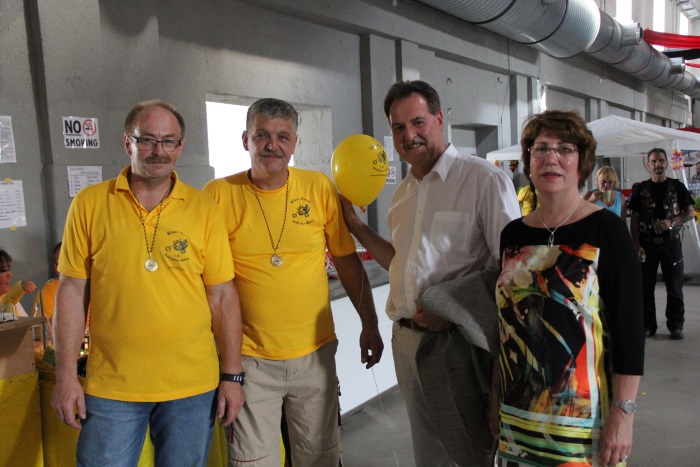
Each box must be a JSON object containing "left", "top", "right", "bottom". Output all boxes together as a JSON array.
[
  {"left": 1, "top": 0, "right": 696, "bottom": 310},
  {"left": 332, "top": 285, "right": 395, "bottom": 415}
]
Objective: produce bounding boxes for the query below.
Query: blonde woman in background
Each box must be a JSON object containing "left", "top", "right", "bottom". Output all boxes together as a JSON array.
[{"left": 584, "top": 166, "right": 627, "bottom": 220}]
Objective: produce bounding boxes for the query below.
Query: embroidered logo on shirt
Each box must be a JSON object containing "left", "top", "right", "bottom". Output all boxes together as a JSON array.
[
  {"left": 291, "top": 197, "right": 315, "bottom": 225},
  {"left": 294, "top": 204, "right": 310, "bottom": 218},
  {"left": 173, "top": 239, "right": 188, "bottom": 253},
  {"left": 164, "top": 231, "right": 191, "bottom": 268}
]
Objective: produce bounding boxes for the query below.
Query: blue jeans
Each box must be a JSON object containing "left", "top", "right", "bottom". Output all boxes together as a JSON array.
[{"left": 77, "top": 390, "right": 217, "bottom": 467}]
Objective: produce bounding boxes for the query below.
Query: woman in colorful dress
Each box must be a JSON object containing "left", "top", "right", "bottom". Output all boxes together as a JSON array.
[{"left": 490, "top": 110, "right": 644, "bottom": 467}]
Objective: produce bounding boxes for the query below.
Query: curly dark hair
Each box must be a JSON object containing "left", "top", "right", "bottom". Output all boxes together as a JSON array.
[
  {"left": 0, "top": 249, "right": 11, "bottom": 271},
  {"left": 520, "top": 110, "right": 597, "bottom": 189}
]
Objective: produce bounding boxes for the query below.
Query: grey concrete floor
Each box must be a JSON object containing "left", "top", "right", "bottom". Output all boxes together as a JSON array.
[{"left": 341, "top": 279, "right": 700, "bottom": 467}]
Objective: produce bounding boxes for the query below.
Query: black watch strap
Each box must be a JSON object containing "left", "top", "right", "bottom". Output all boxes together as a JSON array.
[{"left": 221, "top": 372, "right": 245, "bottom": 385}]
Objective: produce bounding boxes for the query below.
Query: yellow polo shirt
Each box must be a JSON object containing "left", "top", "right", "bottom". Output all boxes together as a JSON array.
[
  {"left": 34, "top": 278, "right": 58, "bottom": 321},
  {"left": 59, "top": 166, "right": 234, "bottom": 402},
  {"left": 204, "top": 168, "right": 355, "bottom": 360}
]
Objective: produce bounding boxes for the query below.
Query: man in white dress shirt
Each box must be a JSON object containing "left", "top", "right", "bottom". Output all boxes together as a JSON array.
[{"left": 341, "top": 80, "right": 520, "bottom": 467}]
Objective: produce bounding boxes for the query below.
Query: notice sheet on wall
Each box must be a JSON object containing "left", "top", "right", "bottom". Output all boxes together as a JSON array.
[
  {"left": 68, "top": 166, "right": 103, "bottom": 197},
  {"left": 0, "top": 116, "right": 17, "bottom": 164},
  {"left": 383, "top": 136, "right": 395, "bottom": 162},
  {"left": 0, "top": 180, "right": 27, "bottom": 229},
  {"left": 387, "top": 166, "right": 397, "bottom": 185}
]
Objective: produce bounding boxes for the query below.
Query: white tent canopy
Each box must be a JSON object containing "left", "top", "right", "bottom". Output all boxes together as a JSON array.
[
  {"left": 485, "top": 114, "right": 700, "bottom": 274},
  {"left": 486, "top": 115, "right": 700, "bottom": 162}
]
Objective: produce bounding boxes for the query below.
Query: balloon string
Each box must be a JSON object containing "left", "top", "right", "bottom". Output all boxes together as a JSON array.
[
  {"left": 370, "top": 367, "right": 401, "bottom": 467},
  {"left": 359, "top": 256, "right": 400, "bottom": 466}
]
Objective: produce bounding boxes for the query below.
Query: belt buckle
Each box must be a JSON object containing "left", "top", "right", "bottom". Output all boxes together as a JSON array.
[
  {"left": 400, "top": 317, "right": 425, "bottom": 332},
  {"left": 409, "top": 319, "right": 421, "bottom": 331}
]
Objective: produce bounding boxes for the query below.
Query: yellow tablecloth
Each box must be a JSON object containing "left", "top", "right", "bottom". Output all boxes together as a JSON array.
[
  {"left": 0, "top": 372, "right": 44, "bottom": 467},
  {"left": 38, "top": 379, "right": 227, "bottom": 466}
]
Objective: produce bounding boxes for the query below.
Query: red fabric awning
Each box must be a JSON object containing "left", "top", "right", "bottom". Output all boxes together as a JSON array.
[{"left": 644, "top": 28, "right": 700, "bottom": 49}]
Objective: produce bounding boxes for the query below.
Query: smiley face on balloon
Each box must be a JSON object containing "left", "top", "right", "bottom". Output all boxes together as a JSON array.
[{"left": 331, "top": 134, "right": 390, "bottom": 206}]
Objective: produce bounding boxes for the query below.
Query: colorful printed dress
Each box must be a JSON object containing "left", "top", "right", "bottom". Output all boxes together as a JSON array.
[{"left": 495, "top": 210, "right": 644, "bottom": 467}]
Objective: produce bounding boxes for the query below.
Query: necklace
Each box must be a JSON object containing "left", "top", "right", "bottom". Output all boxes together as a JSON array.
[
  {"left": 128, "top": 178, "right": 171, "bottom": 272},
  {"left": 249, "top": 170, "right": 289, "bottom": 267},
  {"left": 537, "top": 196, "right": 582, "bottom": 247}
]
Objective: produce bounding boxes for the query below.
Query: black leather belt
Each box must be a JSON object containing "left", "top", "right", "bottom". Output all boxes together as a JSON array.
[
  {"left": 398, "top": 318, "right": 428, "bottom": 332},
  {"left": 644, "top": 234, "right": 679, "bottom": 246}
]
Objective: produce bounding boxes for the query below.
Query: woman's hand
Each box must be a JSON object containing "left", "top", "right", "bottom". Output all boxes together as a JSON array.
[
  {"left": 21, "top": 280, "right": 37, "bottom": 294},
  {"left": 599, "top": 408, "right": 634, "bottom": 466},
  {"left": 585, "top": 190, "right": 603, "bottom": 202}
]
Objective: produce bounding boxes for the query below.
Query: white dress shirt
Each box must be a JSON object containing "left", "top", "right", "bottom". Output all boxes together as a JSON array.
[{"left": 386, "top": 144, "right": 520, "bottom": 321}]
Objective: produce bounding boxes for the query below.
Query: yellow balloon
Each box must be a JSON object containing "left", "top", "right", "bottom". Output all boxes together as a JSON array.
[{"left": 331, "top": 135, "right": 389, "bottom": 206}]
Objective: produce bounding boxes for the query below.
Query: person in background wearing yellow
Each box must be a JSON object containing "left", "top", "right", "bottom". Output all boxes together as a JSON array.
[
  {"left": 0, "top": 249, "right": 35, "bottom": 316},
  {"left": 33, "top": 242, "right": 62, "bottom": 324},
  {"left": 517, "top": 177, "right": 538, "bottom": 216}
]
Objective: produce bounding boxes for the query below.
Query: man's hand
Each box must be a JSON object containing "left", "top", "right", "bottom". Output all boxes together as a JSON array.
[
  {"left": 359, "top": 326, "right": 383, "bottom": 369},
  {"left": 637, "top": 246, "right": 645, "bottom": 261},
  {"left": 652, "top": 219, "right": 672, "bottom": 234},
  {"left": 216, "top": 382, "right": 245, "bottom": 427},
  {"left": 52, "top": 377, "right": 86, "bottom": 429},
  {"left": 21, "top": 280, "right": 37, "bottom": 294},
  {"left": 412, "top": 306, "right": 452, "bottom": 332},
  {"left": 338, "top": 194, "right": 364, "bottom": 231}
]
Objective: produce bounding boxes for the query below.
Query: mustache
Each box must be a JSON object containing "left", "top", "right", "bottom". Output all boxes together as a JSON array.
[
  {"left": 144, "top": 156, "right": 172, "bottom": 164},
  {"left": 404, "top": 138, "right": 426, "bottom": 148},
  {"left": 260, "top": 149, "right": 285, "bottom": 158}
]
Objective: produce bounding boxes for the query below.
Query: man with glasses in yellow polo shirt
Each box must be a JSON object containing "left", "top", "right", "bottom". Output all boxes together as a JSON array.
[{"left": 52, "top": 100, "right": 245, "bottom": 466}]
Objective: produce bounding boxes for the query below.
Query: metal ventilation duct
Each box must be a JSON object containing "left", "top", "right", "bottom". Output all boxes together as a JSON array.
[
  {"left": 415, "top": 0, "right": 700, "bottom": 99},
  {"left": 673, "top": 0, "right": 700, "bottom": 21},
  {"left": 417, "top": 0, "right": 599, "bottom": 58}
]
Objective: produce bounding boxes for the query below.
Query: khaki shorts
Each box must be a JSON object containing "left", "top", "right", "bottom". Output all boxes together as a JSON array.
[{"left": 229, "top": 340, "right": 340, "bottom": 467}]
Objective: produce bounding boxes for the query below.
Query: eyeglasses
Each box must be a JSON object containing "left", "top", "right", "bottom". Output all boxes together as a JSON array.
[
  {"left": 599, "top": 179, "right": 615, "bottom": 185},
  {"left": 529, "top": 144, "right": 578, "bottom": 159},
  {"left": 130, "top": 135, "right": 182, "bottom": 152}
]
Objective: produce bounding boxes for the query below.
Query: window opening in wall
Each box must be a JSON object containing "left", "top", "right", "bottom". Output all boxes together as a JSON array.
[
  {"left": 206, "top": 102, "right": 251, "bottom": 179},
  {"left": 679, "top": 12, "right": 689, "bottom": 35},
  {"left": 206, "top": 101, "right": 297, "bottom": 179},
  {"left": 652, "top": 0, "right": 665, "bottom": 34},
  {"left": 539, "top": 83, "right": 548, "bottom": 112},
  {"left": 448, "top": 124, "right": 499, "bottom": 161},
  {"left": 614, "top": 0, "right": 632, "bottom": 24}
]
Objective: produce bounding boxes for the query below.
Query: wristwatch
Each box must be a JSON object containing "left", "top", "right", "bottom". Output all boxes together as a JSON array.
[
  {"left": 612, "top": 399, "right": 636, "bottom": 414},
  {"left": 221, "top": 372, "right": 245, "bottom": 385}
]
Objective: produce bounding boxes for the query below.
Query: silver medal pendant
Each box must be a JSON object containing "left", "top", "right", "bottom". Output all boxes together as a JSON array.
[
  {"left": 145, "top": 258, "right": 159, "bottom": 272},
  {"left": 270, "top": 254, "right": 283, "bottom": 267}
]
